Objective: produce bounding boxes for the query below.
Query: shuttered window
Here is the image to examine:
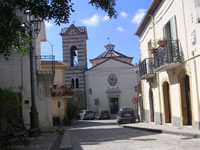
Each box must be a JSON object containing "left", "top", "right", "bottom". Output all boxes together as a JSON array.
[
  {"left": 163, "top": 16, "right": 177, "bottom": 40},
  {"left": 194, "top": 0, "right": 200, "bottom": 23}
]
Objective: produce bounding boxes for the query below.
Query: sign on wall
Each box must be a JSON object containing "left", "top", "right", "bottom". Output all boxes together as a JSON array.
[{"left": 132, "top": 97, "right": 138, "bottom": 104}]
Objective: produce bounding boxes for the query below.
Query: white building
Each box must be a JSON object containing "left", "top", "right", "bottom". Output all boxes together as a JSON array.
[
  {"left": 85, "top": 43, "right": 138, "bottom": 115},
  {"left": 0, "top": 18, "right": 54, "bottom": 132}
]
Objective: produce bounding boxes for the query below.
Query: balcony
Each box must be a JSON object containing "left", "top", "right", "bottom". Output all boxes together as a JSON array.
[
  {"left": 139, "top": 58, "right": 155, "bottom": 80},
  {"left": 154, "top": 40, "right": 181, "bottom": 71},
  {"left": 36, "top": 55, "right": 55, "bottom": 76},
  {"left": 51, "top": 85, "right": 74, "bottom": 98}
]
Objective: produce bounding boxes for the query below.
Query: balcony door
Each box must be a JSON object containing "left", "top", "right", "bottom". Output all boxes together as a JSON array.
[
  {"left": 163, "top": 16, "right": 178, "bottom": 63},
  {"left": 163, "top": 16, "right": 177, "bottom": 40}
]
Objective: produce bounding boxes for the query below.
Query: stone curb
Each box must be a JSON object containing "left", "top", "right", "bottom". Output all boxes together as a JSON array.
[
  {"left": 123, "top": 125, "right": 162, "bottom": 133},
  {"left": 59, "top": 128, "right": 72, "bottom": 150},
  {"left": 123, "top": 125, "right": 200, "bottom": 138}
]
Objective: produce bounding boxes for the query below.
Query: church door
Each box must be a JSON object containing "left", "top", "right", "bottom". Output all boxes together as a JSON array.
[{"left": 110, "top": 98, "right": 119, "bottom": 114}]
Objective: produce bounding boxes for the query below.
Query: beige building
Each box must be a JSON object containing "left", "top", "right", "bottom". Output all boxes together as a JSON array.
[
  {"left": 41, "top": 61, "right": 73, "bottom": 122},
  {"left": 136, "top": 0, "right": 200, "bottom": 129}
]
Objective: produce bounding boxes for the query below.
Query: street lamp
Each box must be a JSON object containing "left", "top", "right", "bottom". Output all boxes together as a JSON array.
[{"left": 25, "top": 10, "right": 42, "bottom": 137}]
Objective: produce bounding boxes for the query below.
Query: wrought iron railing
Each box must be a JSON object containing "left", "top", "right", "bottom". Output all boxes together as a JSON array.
[
  {"left": 36, "top": 55, "right": 55, "bottom": 76},
  {"left": 154, "top": 40, "right": 181, "bottom": 70},
  {"left": 139, "top": 58, "right": 154, "bottom": 77}
]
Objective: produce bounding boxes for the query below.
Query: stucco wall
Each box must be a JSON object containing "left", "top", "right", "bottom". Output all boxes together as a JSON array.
[
  {"left": 0, "top": 20, "right": 54, "bottom": 131},
  {"left": 86, "top": 59, "right": 138, "bottom": 113},
  {"left": 139, "top": 0, "right": 200, "bottom": 129},
  {"left": 54, "top": 69, "right": 65, "bottom": 86}
]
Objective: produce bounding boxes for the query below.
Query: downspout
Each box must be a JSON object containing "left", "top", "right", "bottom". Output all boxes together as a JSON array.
[{"left": 181, "top": 0, "right": 190, "bottom": 59}]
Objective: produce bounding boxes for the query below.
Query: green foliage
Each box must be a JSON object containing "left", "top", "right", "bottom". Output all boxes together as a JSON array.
[
  {"left": 0, "top": 0, "right": 117, "bottom": 59},
  {"left": 192, "top": 135, "right": 198, "bottom": 138},
  {"left": 0, "top": 2, "right": 31, "bottom": 59},
  {"left": 89, "top": 0, "right": 117, "bottom": 18},
  {"left": 0, "top": 88, "right": 20, "bottom": 108}
]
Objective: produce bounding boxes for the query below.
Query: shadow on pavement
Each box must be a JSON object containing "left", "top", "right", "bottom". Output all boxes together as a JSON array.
[
  {"left": 70, "top": 120, "right": 160, "bottom": 150},
  {"left": 70, "top": 119, "right": 118, "bottom": 128}
]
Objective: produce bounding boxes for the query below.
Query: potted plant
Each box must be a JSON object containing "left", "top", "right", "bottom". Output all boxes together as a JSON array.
[
  {"left": 150, "top": 47, "right": 157, "bottom": 54},
  {"left": 157, "top": 38, "right": 167, "bottom": 47},
  {"left": 150, "top": 43, "right": 157, "bottom": 54}
]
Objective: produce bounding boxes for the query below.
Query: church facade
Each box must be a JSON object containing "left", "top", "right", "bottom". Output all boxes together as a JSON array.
[{"left": 85, "top": 43, "right": 138, "bottom": 114}]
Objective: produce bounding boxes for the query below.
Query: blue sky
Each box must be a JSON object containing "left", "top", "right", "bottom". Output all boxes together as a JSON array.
[{"left": 41, "top": 0, "right": 152, "bottom": 68}]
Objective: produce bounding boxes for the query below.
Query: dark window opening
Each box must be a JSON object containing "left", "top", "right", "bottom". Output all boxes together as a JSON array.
[
  {"left": 76, "top": 78, "right": 79, "bottom": 88},
  {"left": 71, "top": 79, "right": 74, "bottom": 88},
  {"left": 70, "top": 46, "right": 78, "bottom": 67}
]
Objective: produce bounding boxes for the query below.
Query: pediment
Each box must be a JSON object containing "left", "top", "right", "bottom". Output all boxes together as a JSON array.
[{"left": 61, "top": 24, "right": 82, "bottom": 36}]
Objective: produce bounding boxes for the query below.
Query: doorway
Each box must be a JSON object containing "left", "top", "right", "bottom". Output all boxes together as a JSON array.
[
  {"left": 163, "top": 81, "right": 172, "bottom": 123},
  {"left": 149, "top": 88, "right": 154, "bottom": 122},
  {"left": 180, "top": 75, "right": 192, "bottom": 125},
  {"left": 110, "top": 98, "right": 119, "bottom": 114}
]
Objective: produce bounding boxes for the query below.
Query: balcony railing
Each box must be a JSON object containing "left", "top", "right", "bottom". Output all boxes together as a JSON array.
[
  {"left": 36, "top": 55, "right": 55, "bottom": 76},
  {"left": 154, "top": 40, "right": 181, "bottom": 71},
  {"left": 139, "top": 58, "right": 154, "bottom": 79}
]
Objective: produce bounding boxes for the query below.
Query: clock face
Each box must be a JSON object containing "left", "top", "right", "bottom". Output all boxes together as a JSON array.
[{"left": 108, "top": 73, "right": 118, "bottom": 86}]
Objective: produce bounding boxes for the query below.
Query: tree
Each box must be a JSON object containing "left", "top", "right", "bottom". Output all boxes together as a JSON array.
[{"left": 0, "top": 0, "right": 117, "bottom": 59}]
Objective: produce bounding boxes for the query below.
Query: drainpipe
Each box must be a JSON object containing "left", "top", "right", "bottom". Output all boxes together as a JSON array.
[
  {"left": 147, "top": 14, "right": 156, "bottom": 43},
  {"left": 181, "top": 0, "right": 189, "bottom": 59}
]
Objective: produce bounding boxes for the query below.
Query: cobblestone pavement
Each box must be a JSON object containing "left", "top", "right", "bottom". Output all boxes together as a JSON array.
[{"left": 70, "top": 120, "right": 200, "bottom": 150}]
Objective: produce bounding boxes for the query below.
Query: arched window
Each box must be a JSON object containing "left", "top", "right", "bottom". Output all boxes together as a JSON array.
[
  {"left": 71, "top": 79, "right": 74, "bottom": 88},
  {"left": 70, "top": 46, "right": 78, "bottom": 67},
  {"left": 76, "top": 78, "right": 79, "bottom": 88}
]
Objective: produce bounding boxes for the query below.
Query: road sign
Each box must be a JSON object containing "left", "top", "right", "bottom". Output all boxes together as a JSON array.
[{"left": 132, "top": 97, "right": 138, "bottom": 104}]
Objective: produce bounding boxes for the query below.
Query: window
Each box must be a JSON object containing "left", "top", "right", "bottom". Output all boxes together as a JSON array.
[
  {"left": 71, "top": 79, "right": 74, "bottom": 88},
  {"left": 70, "top": 46, "right": 78, "bottom": 67},
  {"left": 191, "top": 30, "right": 197, "bottom": 45},
  {"left": 195, "top": 0, "right": 200, "bottom": 23},
  {"left": 71, "top": 78, "right": 79, "bottom": 88},
  {"left": 163, "top": 16, "right": 177, "bottom": 40},
  {"left": 76, "top": 78, "right": 79, "bottom": 88}
]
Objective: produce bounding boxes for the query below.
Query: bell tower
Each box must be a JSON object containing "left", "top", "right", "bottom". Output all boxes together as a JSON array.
[{"left": 60, "top": 24, "right": 88, "bottom": 108}]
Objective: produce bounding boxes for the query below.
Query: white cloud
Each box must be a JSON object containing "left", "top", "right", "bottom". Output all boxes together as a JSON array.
[
  {"left": 45, "top": 21, "right": 53, "bottom": 29},
  {"left": 131, "top": 9, "right": 146, "bottom": 24},
  {"left": 120, "top": 11, "right": 128, "bottom": 18},
  {"left": 81, "top": 15, "right": 100, "bottom": 26},
  {"left": 116, "top": 26, "right": 124, "bottom": 32},
  {"left": 103, "top": 15, "right": 110, "bottom": 21}
]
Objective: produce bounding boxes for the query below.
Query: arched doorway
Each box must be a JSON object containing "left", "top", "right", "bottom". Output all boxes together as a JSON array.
[
  {"left": 149, "top": 87, "right": 154, "bottom": 122},
  {"left": 180, "top": 75, "right": 192, "bottom": 125},
  {"left": 163, "top": 81, "right": 171, "bottom": 123}
]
